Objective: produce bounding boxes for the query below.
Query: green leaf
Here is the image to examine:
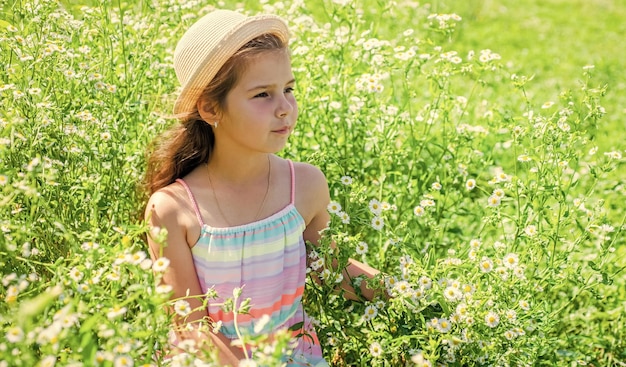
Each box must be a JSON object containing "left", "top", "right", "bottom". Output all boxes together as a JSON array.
[
  {"left": 18, "top": 286, "right": 63, "bottom": 324},
  {"left": 0, "top": 20, "right": 14, "bottom": 30},
  {"left": 80, "top": 331, "right": 97, "bottom": 362},
  {"left": 288, "top": 321, "right": 304, "bottom": 332}
]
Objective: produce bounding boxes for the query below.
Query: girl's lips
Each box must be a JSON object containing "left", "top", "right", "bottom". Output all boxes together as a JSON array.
[{"left": 272, "top": 127, "right": 291, "bottom": 134}]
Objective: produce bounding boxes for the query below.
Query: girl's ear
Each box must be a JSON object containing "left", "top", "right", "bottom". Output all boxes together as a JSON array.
[{"left": 197, "top": 98, "right": 220, "bottom": 125}]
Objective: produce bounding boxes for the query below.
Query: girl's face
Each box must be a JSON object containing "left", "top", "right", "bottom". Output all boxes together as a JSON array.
[{"left": 215, "top": 50, "right": 297, "bottom": 154}]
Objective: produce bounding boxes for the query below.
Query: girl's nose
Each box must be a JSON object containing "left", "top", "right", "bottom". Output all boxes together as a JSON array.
[{"left": 276, "top": 95, "right": 294, "bottom": 118}]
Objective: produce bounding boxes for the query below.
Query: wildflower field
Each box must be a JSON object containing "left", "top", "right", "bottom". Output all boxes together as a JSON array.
[{"left": 1, "top": 0, "right": 625, "bottom": 366}]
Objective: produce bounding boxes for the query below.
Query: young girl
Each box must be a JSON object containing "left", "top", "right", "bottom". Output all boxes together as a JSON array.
[{"left": 144, "top": 9, "right": 380, "bottom": 366}]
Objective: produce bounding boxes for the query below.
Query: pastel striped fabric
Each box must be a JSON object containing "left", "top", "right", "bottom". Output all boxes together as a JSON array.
[{"left": 177, "top": 160, "right": 328, "bottom": 366}]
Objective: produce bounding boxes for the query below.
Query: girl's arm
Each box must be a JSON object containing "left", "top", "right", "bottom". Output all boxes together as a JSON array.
[
  {"left": 299, "top": 164, "right": 383, "bottom": 301},
  {"left": 146, "top": 189, "right": 246, "bottom": 366}
]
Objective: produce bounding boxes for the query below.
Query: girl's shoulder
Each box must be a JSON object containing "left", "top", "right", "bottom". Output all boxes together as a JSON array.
[
  {"left": 289, "top": 160, "right": 330, "bottom": 223},
  {"left": 145, "top": 180, "right": 194, "bottom": 225},
  {"left": 290, "top": 160, "right": 328, "bottom": 193},
  {"left": 292, "top": 160, "right": 326, "bottom": 181}
]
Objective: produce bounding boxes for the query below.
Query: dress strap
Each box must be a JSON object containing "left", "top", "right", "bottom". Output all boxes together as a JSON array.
[
  {"left": 287, "top": 160, "right": 296, "bottom": 205},
  {"left": 175, "top": 178, "right": 204, "bottom": 226}
]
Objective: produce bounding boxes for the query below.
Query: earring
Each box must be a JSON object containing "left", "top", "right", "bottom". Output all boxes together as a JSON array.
[{"left": 213, "top": 121, "right": 218, "bottom": 128}]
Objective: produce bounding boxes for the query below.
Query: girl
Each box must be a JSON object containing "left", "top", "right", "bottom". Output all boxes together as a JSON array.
[{"left": 144, "top": 9, "right": 380, "bottom": 366}]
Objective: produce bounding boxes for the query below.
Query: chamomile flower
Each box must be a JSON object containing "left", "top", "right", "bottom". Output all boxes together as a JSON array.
[
  {"left": 152, "top": 257, "right": 170, "bottom": 272},
  {"left": 81, "top": 241, "right": 99, "bottom": 251},
  {"left": 513, "top": 266, "right": 526, "bottom": 279},
  {"left": 113, "top": 343, "right": 131, "bottom": 354},
  {"left": 413, "top": 205, "right": 425, "bottom": 216},
  {"left": 519, "top": 299, "right": 530, "bottom": 311},
  {"left": 504, "top": 329, "right": 517, "bottom": 340},
  {"left": 37, "top": 355, "right": 58, "bottom": 367},
  {"left": 411, "top": 353, "right": 433, "bottom": 367},
  {"left": 503, "top": 253, "right": 519, "bottom": 269},
  {"left": 173, "top": 300, "right": 192, "bottom": 317},
  {"left": 443, "top": 287, "right": 463, "bottom": 302},
  {"left": 393, "top": 281, "right": 413, "bottom": 296},
  {"left": 107, "top": 306, "right": 127, "bottom": 320},
  {"left": 436, "top": 318, "right": 452, "bottom": 333},
  {"left": 369, "top": 341, "right": 383, "bottom": 357},
  {"left": 524, "top": 225, "right": 537, "bottom": 237},
  {"left": 487, "top": 195, "right": 501, "bottom": 207},
  {"left": 63, "top": 69, "right": 76, "bottom": 78},
  {"left": 369, "top": 199, "right": 382, "bottom": 215},
  {"left": 364, "top": 304, "right": 378, "bottom": 319},
  {"left": 355, "top": 241, "right": 368, "bottom": 255},
  {"left": 468, "top": 249, "right": 478, "bottom": 260},
  {"left": 505, "top": 309, "right": 517, "bottom": 322},
  {"left": 113, "top": 355, "right": 133, "bottom": 367},
  {"left": 479, "top": 257, "right": 493, "bottom": 273},
  {"left": 310, "top": 258, "right": 324, "bottom": 271},
  {"left": 418, "top": 276, "right": 432, "bottom": 290},
  {"left": 326, "top": 335, "right": 337, "bottom": 346},
  {"left": 371, "top": 216, "right": 384, "bottom": 231},
  {"left": 495, "top": 266, "right": 508, "bottom": 280},
  {"left": 384, "top": 276, "right": 398, "bottom": 291},
  {"left": 339, "top": 211, "right": 350, "bottom": 224},
  {"left": 431, "top": 182, "right": 442, "bottom": 190},
  {"left": 461, "top": 284, "right": 476, "bottom": 296},
  {"left": 465, "top": 179, "right": 476, "bottom": 190},
  {"left": 327, "top": 201, "right": 342, "bottom": 214},
  {"left": 130, "top": 251, "right": 147, "bottom": 265},
  {"left": 69, "top": 267, "right": 84, "bottom": 282},
  {"left": 495, "top": 172, "right": 512, "bottom": 182},
  {"left": 77, "top": 283, "right": 90, "bottom": 293},
  {"left": 340, "top": 175, "right": 353, "bottom": 185},
  {"left": 6, "top": 326, "right": 24, "bottom": 343},
  {"left": 485, "top": 311, "right": 500, "bottom": 328},
  {"left": 320, "top": 269, "right": 332, "bottom": 282},
  {"left": 331, "top": 272, "right": 344, "bottom": 284},
  {"left": 139, "top": 258, "right": 152, "bottom": 270},
  {"left": 456, "top": 303, "right": 469, "bottom": 319},
  {"left": 604, "top": 151, "right": 622, "bottom": 159}
]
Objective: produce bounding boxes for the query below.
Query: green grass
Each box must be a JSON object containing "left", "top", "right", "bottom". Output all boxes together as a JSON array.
[{"left": 436, "top": 0, "right": 626, "bottom": 146}]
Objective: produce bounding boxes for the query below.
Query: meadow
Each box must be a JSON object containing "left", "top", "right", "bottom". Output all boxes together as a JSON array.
[{"left": 1, "top": 0, "right": 624, "bottom": 366}]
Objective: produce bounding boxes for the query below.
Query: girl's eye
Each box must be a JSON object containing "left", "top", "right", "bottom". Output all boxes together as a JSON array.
[
  {"left": 284, "top": 87, "right": 294, "bottom": 94},
  {"left": 254, "top": 92, "right": 269, "bottom": 98}
]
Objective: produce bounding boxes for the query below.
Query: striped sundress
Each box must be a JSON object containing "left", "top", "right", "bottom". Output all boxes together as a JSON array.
[{"left": 176, "top": 160, "right": 328, "bottom": 366}]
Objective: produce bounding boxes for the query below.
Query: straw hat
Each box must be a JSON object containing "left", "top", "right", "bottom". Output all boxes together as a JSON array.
[{"left": 173, "top": 9, "right": 290, "bottom": 115}]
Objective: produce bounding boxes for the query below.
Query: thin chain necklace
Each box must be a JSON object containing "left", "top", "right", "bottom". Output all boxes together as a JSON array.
[{"left": 206, "top": 155, "right": 271, "bottom": 227}]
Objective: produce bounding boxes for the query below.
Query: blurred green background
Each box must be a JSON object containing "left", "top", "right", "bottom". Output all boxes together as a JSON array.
[
  {"left": 291, "top": 0, "right": 625, "bottom": 150},
  {"left": 439, "top": 0, "right": 625, "bottom": 146}
]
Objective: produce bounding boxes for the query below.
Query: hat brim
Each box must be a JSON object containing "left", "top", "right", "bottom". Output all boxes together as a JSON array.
[{"left": 173, "top": 15, "right": 289, "bottom": 116}]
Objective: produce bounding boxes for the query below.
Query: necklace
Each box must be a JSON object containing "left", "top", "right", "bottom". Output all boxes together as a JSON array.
[{"left": 206, "top": 156, "right": 271, "bottom": 227}]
